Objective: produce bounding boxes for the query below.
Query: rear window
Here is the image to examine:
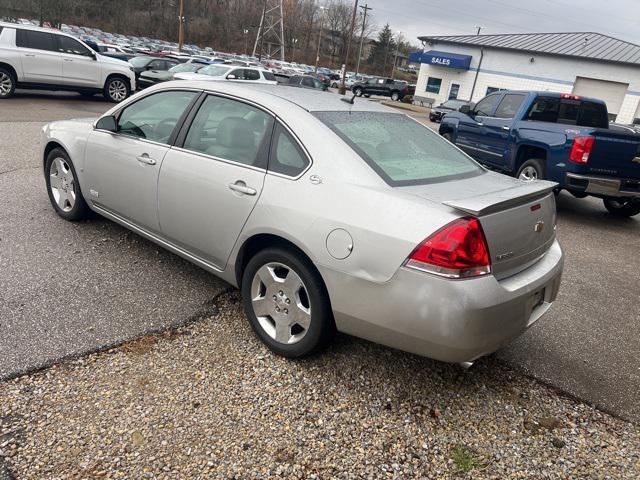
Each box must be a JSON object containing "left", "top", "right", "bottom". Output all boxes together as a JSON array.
[
  {"left": 314, "top": 112, "right": 483, "bottom": 186},
  {"left": 525, "top": 96, "right": 608, "bottom": 128},
  {"left": 263, "top": 71, "right": 276, "bottom": 81}
]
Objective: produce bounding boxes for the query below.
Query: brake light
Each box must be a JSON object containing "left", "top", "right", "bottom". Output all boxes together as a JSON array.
[
  {"left": 569, "top": 136, "right": 595, "bottom": 164},
  {"left": 406, "top": 217, "right": 491, "bottom": 279},
  {"left": 561, "top": 93, "right": 581, "bottom": 101}
]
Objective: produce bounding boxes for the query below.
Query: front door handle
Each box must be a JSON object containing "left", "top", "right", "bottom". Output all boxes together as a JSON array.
[
  {"left": 24, "top": 53, "right": 36, "bottom": 57},
  {"left": 502, "top": 126, "right": 510, "bottom": 131},
  {"left": 476, "top": 122, "right": 484, "bottom": 126},
  {"left": 64, "top": 58, "right": 74, "bottom": 62},
  {"left": 136, "top": 154, "right": 156, "bottom": 165},
  {"left": 228, "top": 181, "right": 257, "bottom": 196}
]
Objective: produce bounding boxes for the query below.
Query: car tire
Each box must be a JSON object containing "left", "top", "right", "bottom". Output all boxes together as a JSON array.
[
  {"left": 331, "top": 82, "right": 338, "bottom": 88},
  {"left": 363, "top": 94, "right": 371, "bottom": 98},
  {"left": 353, "top": 87, "right": 363, "bottom": 97},
  {"left": 45, "top": 148, "right": 91, "bottom": 221},
  {"left": 0, "top": 67, "right": 16, "bottom": 99},
  {"left": 517, "top": 159, "right": 545, "bottom": 181},
  {"left": 241, "top": 247, "right": 334, "bottom": 358},
  {"left": 390, "top": 91, "right": 400, "bottom": 101},
  {"left": 103, "top": 76, "right": 130, "bottom": 103},
  {"left": 603, "top": 198, "right": 640, "bottom": 217}
]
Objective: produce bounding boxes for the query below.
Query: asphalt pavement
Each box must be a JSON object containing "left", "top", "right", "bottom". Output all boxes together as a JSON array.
[{"left": 1, "top": 91, "right": 638, "bottom": 423}]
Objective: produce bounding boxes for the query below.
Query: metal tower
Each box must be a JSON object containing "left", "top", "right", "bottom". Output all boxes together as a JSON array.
[{"left": 252, "top": 0, "right": 285, "bottom": 61}]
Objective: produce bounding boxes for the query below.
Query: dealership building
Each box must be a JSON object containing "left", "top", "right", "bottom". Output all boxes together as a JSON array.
[{"left": 410, "top": 32, "right": 640, "bottom": 124}]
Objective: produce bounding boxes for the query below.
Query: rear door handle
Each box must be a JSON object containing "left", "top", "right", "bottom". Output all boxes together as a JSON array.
[
  {"left": 136, "top": 154, "right": 156, "bottom": 165},
  {"left": 64, "top": 58, "right": 73, "bottom": 62},
  {"left": 228, "top": 181, "right": 257, "bottom": 196},
  {"left": 476, "top": 122, "right": 484, "bottom": 126},
  {"left": 24, "top": 53, "right": 36, "bottom": 57},
  {"left": 502, "top": 126, "right": 510, "bottom": 131}
]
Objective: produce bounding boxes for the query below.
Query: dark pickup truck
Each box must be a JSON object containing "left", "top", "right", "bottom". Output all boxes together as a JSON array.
[
  {"left": 351, "top": 77, "right": 408, "bottom": 101},
  {"left": 439, "top": 91, "right": 640, "bottom": 217}
]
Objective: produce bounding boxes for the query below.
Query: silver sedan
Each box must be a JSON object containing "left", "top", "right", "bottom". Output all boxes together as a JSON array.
[{"left": 41, "top": 81, "right": 563, "bottom": 364}]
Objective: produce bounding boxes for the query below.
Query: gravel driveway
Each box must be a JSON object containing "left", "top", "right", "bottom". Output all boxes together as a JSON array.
[{"left": 1, "top": 293, "right": 638, "bottom": 479}]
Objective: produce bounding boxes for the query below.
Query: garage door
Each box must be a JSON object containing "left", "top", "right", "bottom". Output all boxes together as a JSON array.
[{"left": 572, "top": 77, "right": 628, "bottom": 120}]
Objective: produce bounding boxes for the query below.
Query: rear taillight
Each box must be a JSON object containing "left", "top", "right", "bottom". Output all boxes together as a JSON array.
[
  {"left": 406, "top": 217, "right": 491, "bottom": 279},
  {"left": 569, "top": 136, "right": 595, "bottom": 164}
]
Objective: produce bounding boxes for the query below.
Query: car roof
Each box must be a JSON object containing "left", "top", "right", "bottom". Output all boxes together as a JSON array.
[{"left": 156, "top": 81, "right": 399, "bottom": 113}]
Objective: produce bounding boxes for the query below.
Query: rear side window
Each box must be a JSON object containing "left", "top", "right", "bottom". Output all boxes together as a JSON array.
[
  {"left": 494, "top": 94, "right": 526, "bottom": 119},
  {"left": 314, "top": 112, "right": 483, "bottom": 186},
  {"left": 268, "top": 123, "right": 309, "bottom": 177},
  {"left": 16, "top": 29, "right": 56, "bottom": 51},
  {"left": 263, "top": 71, "right": 276, "bottom": 81},
  {"left": 244, "top": 69, "right": 260, "bottom": 81},
  {"left": 182, "top": 95, "right": 273, "bottom": 167},
  {"left": 525, "top": 96, "right": 608, "bottom": 128}
]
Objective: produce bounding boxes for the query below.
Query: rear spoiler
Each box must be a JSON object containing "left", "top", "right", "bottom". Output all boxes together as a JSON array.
[{"left": 443, "top": 180, "right": 557, "bottom": 216}]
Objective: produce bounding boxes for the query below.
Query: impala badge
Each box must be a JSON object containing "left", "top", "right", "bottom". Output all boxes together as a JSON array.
[
  {"left": 89, "top": 189, "right": 99, "bottom": 198},
  {"left": 534, "top": 220, "right": 545, "bottom": 233}
]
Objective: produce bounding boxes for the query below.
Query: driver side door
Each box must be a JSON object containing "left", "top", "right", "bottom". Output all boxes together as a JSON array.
[{"left": 84, "top": 90, "right": 198, "bottom": 233}]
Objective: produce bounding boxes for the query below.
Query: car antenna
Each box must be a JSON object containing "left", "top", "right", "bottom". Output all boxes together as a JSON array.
[{"left": 340, "top": 93, "right": 357, "bottom": 105}]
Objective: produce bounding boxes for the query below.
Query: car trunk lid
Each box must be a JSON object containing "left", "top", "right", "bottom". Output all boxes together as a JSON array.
[{"left": 401, "top": 172, "right": 557, "bottom": 279}]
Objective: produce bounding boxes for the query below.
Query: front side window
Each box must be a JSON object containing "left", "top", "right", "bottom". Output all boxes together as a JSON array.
[
  {"left": 182, "top": 95, "right": 273, "bottom": 167},
  {"left": 426, "top": 77, "right": 442, "bottom": 94},
  {"left": 494, "top": 94, "right": 526, "bottom": 119},
  {"left": 58, "top": 36, "right": 91, "bottom": 56},
  {"left": 148, "top": 60, "right": 165, "bottom": 70},
  {"left": 302, "top": 77, "right": 315, "bottom": 88},
  {"left": 16, "top": 29, "right": 56, "bottom": 51},
  {"left": 474, "top": 94, "right": 501, "bottom": 116},
  {"left": 117, "top": 90, "right": 197, "bottom": 143},
  {"left": 244, "top": 69, "right": 260, "bottom": 81},
  {"left": 269, "top": 123, "right": 309, "bottom": 177},
  {"left": 314, "top": 112, "right": 483, "bottom": 186},
  {"left": 228, "top": 68, "right": 244, "bottom": 79}
]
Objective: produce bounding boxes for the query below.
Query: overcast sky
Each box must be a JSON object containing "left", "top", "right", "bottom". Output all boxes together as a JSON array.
[{"left": 359, "top": 0, "right": 640, "bottom": 46}]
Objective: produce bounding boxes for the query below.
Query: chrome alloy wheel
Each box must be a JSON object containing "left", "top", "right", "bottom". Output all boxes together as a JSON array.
[
  {"left": 108, "top": 79, "right": 127, "bottom": 102},
  {"left": 0, "top": 72, "right": 13, "bottom": 96},
  {"left": 250, "top": 262, "right": 312, "bottom": 345},
  {"left": 49, "top": 157, "right": 76, "bottom": 212},
  {"left": 518, "top": 165, "right": 539, "bottom": 181}
]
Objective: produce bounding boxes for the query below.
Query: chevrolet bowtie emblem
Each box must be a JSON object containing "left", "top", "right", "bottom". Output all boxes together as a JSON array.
[
  {"left": 534, "top": 221, "right": 545, "bottom": 233},
  {"left": 632, "top": 157, "right": 640, "bottom": 164}
]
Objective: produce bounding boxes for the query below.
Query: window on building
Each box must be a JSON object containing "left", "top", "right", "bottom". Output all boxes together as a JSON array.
[
  {"left": 494, "top": 94, "right": 526, "bottom": 119},
  {"left": 426, "top": 77, "right": 442, "bottom": 94},
  {"left": 485, "top": 86, "right": 505, "bottom": 95},
  {"left": 448, "top": 83, "right": 460, "bottom": 100}
]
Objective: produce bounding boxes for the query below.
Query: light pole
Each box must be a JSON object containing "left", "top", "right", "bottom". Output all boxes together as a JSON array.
[
  {"left": 243, "top": 28, "right": 249, "bottom": 55},
  {"left": 314, "top": 6, "right": 327, "bottom": 74},
  {"left": 339, "top": 0, "right": 359, "bottom": 94},
  {"left": 355, "top": 3, "right": 372, "bottom": 76},
  {"left": 390, "top": 31, "right": 402, "bottom": 79},
  {"left": 291, "top": 38, "right": 299, "bottom": 62},
  {"left": 474, "top": 25, "right": 482, "bottom": 35},
  {"left": 178, "top": 0, "right": 185, "bottom": 52}
]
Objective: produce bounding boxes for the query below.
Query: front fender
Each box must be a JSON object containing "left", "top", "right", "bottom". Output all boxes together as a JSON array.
[{"left": 41, "top": 119, "right": 95, "bottom": 187}]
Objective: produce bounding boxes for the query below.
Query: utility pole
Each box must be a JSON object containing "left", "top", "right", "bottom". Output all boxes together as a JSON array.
[
  {"left": 390, "top": 31, "right": 402, "bottom": 79},
  {"left": 339, "top": 0, "right": 359, "bottom": 94},
  {"left": 355, "top": 3, "right": 372, "bottom": 76},
  {"left": 314, "top": 7, "right": 327, "bottom": 73},
  {"left": 178, "top": 0, "right": 185, "bottom": 52}
]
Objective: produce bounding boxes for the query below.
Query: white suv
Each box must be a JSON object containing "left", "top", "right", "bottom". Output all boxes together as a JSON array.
[{"left": 0, "top": 22, "right": 136, "bottom": 102}]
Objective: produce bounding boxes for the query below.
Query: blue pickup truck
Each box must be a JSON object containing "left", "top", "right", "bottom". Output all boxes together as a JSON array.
[{"left": 439, "top": 91, "right": 640, "bottom": 217}]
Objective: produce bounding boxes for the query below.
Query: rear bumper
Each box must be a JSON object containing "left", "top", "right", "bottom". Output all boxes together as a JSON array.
[
  {"left": 565, "top": 173, "right": 640, "bottom": 198},
  {"left": 320, "top": 240, "right": 563, "bottom": 364}
]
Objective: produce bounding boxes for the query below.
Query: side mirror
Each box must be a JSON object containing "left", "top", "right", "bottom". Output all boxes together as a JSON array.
[
  {"left": 227, "top": 74, "right": 237, "bottom": 79},
  {"left": 95, "top": 115, "right": 117, "bottom": 132},
  {"left": 90, "top": 51, "right": 97, "bottom": 60},
  {"left": 458, "top": 104, "right": 471, "bottom": 115}
]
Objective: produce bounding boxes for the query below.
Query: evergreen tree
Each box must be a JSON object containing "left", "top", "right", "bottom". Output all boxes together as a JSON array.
[{"left": 366, "top": 23, "right": 396, "bottom": 75}]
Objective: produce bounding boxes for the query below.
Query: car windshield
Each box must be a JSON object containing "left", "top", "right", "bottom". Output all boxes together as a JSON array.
[
  {"left": 198, "top": 65, "right": 231, "bottom": 77},
  {"left": 313, "top": 112, "right": 484, "bottom": 186},
  {"left": 169, "top": 63, "right": 201, "bottom": 73},
  {"left": 442, "top": 100, "right": 466, "bottom": 109},
  {"left": 129, "top": 56, "right": 152, "bottom": 67}
]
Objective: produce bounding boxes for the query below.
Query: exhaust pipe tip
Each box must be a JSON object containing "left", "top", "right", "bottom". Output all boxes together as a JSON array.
[{"left": 458, "top": 361, "right": 474, "bottom": 370}]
